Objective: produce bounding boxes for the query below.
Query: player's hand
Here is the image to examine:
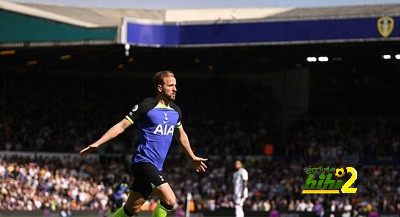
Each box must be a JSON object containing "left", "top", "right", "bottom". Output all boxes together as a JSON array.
[
  {"left": 191, "top": 156, "right": 208, "bottom": 173},
  {"left": 79, "top": 144, "right": 99, "bottom": 158}
]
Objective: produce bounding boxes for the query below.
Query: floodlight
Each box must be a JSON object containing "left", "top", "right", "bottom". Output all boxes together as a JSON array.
[
  {"left": 318, "top": 56, "right": 329, "bottom": 62},
  {"left": 307, "top": 57, "right": 317, "bottom": 62}
]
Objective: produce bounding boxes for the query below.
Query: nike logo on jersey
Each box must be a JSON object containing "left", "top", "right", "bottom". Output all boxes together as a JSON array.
[{"left": 163, "top": 112, "right": 169, "bottom": 124}]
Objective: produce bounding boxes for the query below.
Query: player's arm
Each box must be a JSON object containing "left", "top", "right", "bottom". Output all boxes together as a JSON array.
[
  {"left": 242, "top": 180, "right": 248, "bottom": 198},
  {"left": 79, "top": 119, "right": 132, "bottom": 157},
  {"left": 242, "top": 170, "right": 249, "bottom": 198},
  {"left": 174, "top": 126, "right": 207, "bottom": 172}
]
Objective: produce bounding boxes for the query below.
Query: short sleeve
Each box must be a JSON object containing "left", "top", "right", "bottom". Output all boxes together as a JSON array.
[
  {"left": 241, "top": 169, "right": 248, "bottom": 181},
  {"left": 125, "top": 98, "right": 157, "bottom": 124},
  {"left": 170, "top": 102, "right": 183, "bottom": 128}
]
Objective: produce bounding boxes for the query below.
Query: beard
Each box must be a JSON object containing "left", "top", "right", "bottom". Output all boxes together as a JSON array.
[{"left": 162, "top": 92, "right": 175, "bottom": 101}]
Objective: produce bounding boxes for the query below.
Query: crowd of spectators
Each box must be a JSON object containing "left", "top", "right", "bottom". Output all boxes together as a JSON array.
[
  {"left": 1, "top": 154, "right": 399, "bottom": 214},
  {"left": 0, "top": 71, "right": 275, "bottom": 156},
  {"left": 283, "top": 115, "right": 400, "bottom": 163},
  {"left": 1, "top": 71, "right": 400, "bottom": 215}
]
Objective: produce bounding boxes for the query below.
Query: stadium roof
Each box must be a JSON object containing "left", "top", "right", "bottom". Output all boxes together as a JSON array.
[
  {"left": 273, "top": 4, "right": 400, "bottom": 20},
  {"left": 13, "top": 3, "right": 293, "bottom": 26},
  {"left": 3, "top": 0, "right": 400, "bottom": 26},
  {"left": 1, "top": 0, "right": 400, "bottom": 48}
]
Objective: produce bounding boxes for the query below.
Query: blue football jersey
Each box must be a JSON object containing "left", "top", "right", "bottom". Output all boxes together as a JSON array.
[{"left": 125, "top": 98, "right": 182, "bottom": 171}]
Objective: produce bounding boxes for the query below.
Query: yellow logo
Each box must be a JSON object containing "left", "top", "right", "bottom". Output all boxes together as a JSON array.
[
  {"left": 335, "top": 168, "right": 345, "bottom": 178},
  {"left": 302, "top": 166, "right": 357, "bottom": 194},
  {"left": 377, "top": 16, "right": 394, "bottom": 38}
]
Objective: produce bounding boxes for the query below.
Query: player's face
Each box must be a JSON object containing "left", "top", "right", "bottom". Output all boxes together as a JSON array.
[
  {"left": 235, "top": 161, "right": 242, "bottom": 170},
  {"left": 159, "top": 76, "right": 177, "bottom": 101}
]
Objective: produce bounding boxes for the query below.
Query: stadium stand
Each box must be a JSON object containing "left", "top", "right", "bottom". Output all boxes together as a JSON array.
[
  {"left": 0, "top": 71, "right": 276, "bottom": 155},
  {"left": 1, "top": 153, "right": 400, "bottom": 213},
  {"left": 1, "top": 70, "right": 400, "bottom": 215}
]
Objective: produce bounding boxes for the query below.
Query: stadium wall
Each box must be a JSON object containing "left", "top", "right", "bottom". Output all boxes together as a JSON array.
[
  {"left": 0, "top": 10, "right": 116, "bottom": 44},
  {"left": 122, "top": 16, "right": 400, "bottom": 46}
]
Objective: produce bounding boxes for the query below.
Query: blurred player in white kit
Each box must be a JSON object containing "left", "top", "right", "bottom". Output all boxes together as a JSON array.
[{"left": 233, "top": 160, "right": 248, "bottom": 217}]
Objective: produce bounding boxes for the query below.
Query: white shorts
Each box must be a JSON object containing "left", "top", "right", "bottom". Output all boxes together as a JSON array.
[{"left": 234, "top": 188, "right": 248, "bottom": 206}]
